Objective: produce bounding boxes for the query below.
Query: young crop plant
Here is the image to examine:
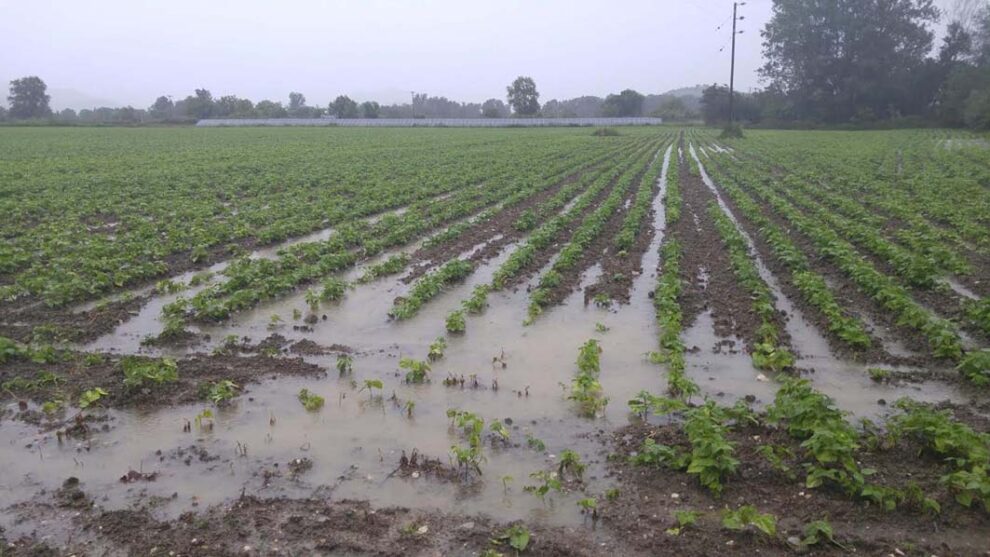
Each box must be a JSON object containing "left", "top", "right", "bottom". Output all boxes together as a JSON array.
[
  {"left": 629, "top": 398, "right": 739, "bottom": 496},
  {"left": 956, "top": 349, "right": 990, "bottom": 386},
  {"left": 319, "top": 277, "right": 348, "bottom": 302},
  {"left": 121, "top": 357, "right": 178, "bottom": 388},
  {"left": 445, "top": 309, "right": 466, "bottom": 333},
  {"left": 400, "top": 357, "right": 431, "bottom": 383},
  {"left": 557, "top": 449, "right": 586, "bottom": 481},
  {"left": 78, "top": 387, "right": 109, "bottom": 409},
  {"left": 462, "top": 284, "right": 490, "bottom": 314},
  {"left": 428, "top": 337, "right": 447, "bottom": 361},
  {"left": 666, "top": 510, "right": 701, "bottom": 536},
  {"left": 446, "top": 408, "right": 488, "bottom": 477},
  {"left": 569, "top": 340, "right": 608, "bottom": 417},
  {"left": 335, "top": 354, "right": 353, "bottom": 376},
  {"left": 297, "top": 389, "right": 325, "bottom": 411},
  {"left": 206, "top": 380, "right": 239, "bottom": 405},
  {"left": 359, "top": 379, "right": 383, "bottom": 399},
  {"left": 890, "top": 399, "right": 990, "bottom": 510},
  {"left": 721, "top": 505, "right": 777, "bottom": 538},
  {"left": 390, "top": 259, "right": 473, "bottom": 320},
  {"left": 524, "top": 470, "right": 563, "bottom": 502}
]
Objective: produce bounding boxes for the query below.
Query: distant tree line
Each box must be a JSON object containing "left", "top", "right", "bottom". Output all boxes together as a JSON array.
[
  {"left": 1, "top": 74, "right": 697, "bottom": 125},
  {"left": 699, "top": 0, "right": 990, "bottom": 130}
]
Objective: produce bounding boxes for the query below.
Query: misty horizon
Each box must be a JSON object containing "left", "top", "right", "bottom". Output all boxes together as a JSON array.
[{"left": 4, "top": 0, "right": 782, "bottom": 111}]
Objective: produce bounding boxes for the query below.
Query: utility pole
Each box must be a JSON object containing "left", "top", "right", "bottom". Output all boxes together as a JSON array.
[{"left": 728, "top": 2, "right": 742, "bottom": 127}]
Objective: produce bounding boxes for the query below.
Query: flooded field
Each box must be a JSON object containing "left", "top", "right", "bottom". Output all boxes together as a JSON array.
[{"left": 1, "top": 127, "right": 989, "bottom": 555}]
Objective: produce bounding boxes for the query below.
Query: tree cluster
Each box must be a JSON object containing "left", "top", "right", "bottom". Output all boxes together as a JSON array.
[{"left": 701, "top": 0, "right": 990, "bottom": 129}]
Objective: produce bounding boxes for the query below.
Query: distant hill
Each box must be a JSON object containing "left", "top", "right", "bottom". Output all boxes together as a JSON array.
[
  {"left": 48, "top": 88, "right": 123, "bottom": 111},
  {"left": 661, "top": 85, "right": 706, "bottom": 99}
]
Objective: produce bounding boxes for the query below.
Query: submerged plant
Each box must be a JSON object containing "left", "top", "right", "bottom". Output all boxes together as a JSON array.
[
  {"left": 428, "top": 337, "right": 447, "bottom": 361},
  {"left": 401, "top": 357, "right": 431, "bottom": 383},
  {"left": 297, "top": 388, "right": 325, "bottom": 411},
  {"left": 336, "top": 354, "right": 353, "bottom": 376},
  {"left": 445, "top": 310, "right": 466, "bottom": 334}
]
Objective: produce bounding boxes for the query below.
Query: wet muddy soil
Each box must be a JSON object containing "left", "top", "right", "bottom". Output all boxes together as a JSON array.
[
  {"left": 538, "top": 148, "right": 662, "bottom": 309},
  {"left": 674, "top": 153, "right": 786, "bottom": 353},
  {"left": 0, "top": 350, "right": 324, "bottom": 417},
  {"left": 602, "top": 420, "right": 990, "bottom": 556}
]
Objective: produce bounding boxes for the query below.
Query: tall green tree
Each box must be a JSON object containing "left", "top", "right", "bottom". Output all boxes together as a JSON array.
[
  {"left": 183, "top": 88, "right": 214, "bottom": 119},
  {"left": 760, "top": 0, "right": 938, "bottom": 122},
  {"left": 481, "top": 98, "right": 507, "bottom": 118},
  {"left": 360, "top": 101, "right": 380, "bottom": 118},
  {"left": 329, "top": 95, "right": 359, "bottom": 118},
  {"left": 506, "top": 76, "right": 540, "bottom": 116},
  {"left": 601, "top": 89, "right": 645, "bottom": 117},
  {"left": 7, "top": 76, "right": 52, "bottom": 119},
  {"left": 149, "top": 95, "right": 174, "bottom": 119}
]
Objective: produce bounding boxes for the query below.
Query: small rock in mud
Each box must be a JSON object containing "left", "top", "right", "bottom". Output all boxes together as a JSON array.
[
  {"left": 288, "top": 457, "right": 313, "bottom": 477},
  {"left": 120, "top": 469, "right": 158, "bottom": 483},
  {"left": 55, "top": 477, "right": 90, "bottom": 509}
]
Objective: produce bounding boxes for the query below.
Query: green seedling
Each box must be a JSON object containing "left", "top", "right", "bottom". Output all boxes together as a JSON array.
[
  {"left": 666, "top": 510, "right": 701, "bottom": 536},
  {"left": 446, "top": 310, "right": 466, "bottom": 333},
  {"left": 400, "top": 357, "right": 431, "bottom": 383},
  {"left": 79, "top": 387, "right": 109, "bottom": 409},
  {"left": 207, "top": 380, "right": 239, "bottom": 404},
  {"left": 524, "top": 470, "right": 562, "bottom": 502},
  {"left": 360, "top": 379, "right": 383, "bottom": 399},
  {"left": 336, "top": 354, "right": 353, "bottom": 375},
  {"left": 558, "top": 449, "right": 585, "bottom": 480},
  {"left": 122, "top": 357, "right": 178, "bottom": 388},
  {"left": 494, "top": 525, "right": 530, "bottom": 552},
  {"left": 195, "top": 408, "right": 214, "bottom": 431},
  {"left": 428, "top": 337, "right": 447, "bottom": 361},
  {"left": 297, "top": 388, "right": 325, "bottom": 411},
  {"left": 721, "top": 505, "right": 777, "bottom": 537}
]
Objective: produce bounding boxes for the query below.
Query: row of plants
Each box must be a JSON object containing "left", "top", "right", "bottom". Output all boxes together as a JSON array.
[
  {"left": 613, "top": 145, "right": 666, "bottom": 252},
  {"left": 569, "top": 339, "right": 608, "bottom": 417},
  {"left": 648, "top": 152, "right": 698, "bottom": 399},
  {"left": 389, "top": 260, "right": 474, "bottom": 319},
  {"left": 719, "top": 158, "right": 968, "bottom": 364},
  {"left": 702, "top": 161, "right": 872, "bottom": 350},
  {"left": 453, "top": 139, "right": 663, "bottom": 322},
  {"left": 170, "top": 139, "right": 625, "bottom": 322},
  {"left": 525, "top": 141, "right": 665, "bottom": 322},
  {"left": 705, "top": 201, "right": 795, "bottom": 372},
  {"left": 3, "top": 128, "right": 629, "bottom": 307}
]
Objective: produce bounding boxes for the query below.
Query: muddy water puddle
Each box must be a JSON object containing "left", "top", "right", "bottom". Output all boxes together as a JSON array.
[{"left": 2, "top": 246, "right": 669, "bottom": 538}]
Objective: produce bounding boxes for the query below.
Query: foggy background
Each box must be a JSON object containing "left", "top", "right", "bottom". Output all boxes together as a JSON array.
[{"left": 0, "top": 0, "right": 965, "bottom": 111}]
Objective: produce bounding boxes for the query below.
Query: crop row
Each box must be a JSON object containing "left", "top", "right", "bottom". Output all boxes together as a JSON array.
[
  {"left": 715, "top": 157, "right": 973, "bottom": 364},
  {"left": 706, "top": 202, "right": 795, "bottom": 372},
  {"left": 172, "top": 140, "right": 628, "bottom": 322},
  {"left": 0, "top": 128, "right": 635, "bottom": 308},
  {"left": 455, "top": 139, "right": 664, "bottom": 319},
  {"left": 525, "top": 141, "right": 665, "bottom": 322},
  {"left": 388, "top": 138, "right": 664, "bottom": 322},
  {"left": 701, "top": 162, "right": 872, "bottom": 350}
]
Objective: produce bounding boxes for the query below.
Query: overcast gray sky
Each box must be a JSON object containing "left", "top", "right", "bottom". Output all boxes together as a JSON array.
[{"left": 0, "top": 0, "right": 957, "bottom": 110}]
